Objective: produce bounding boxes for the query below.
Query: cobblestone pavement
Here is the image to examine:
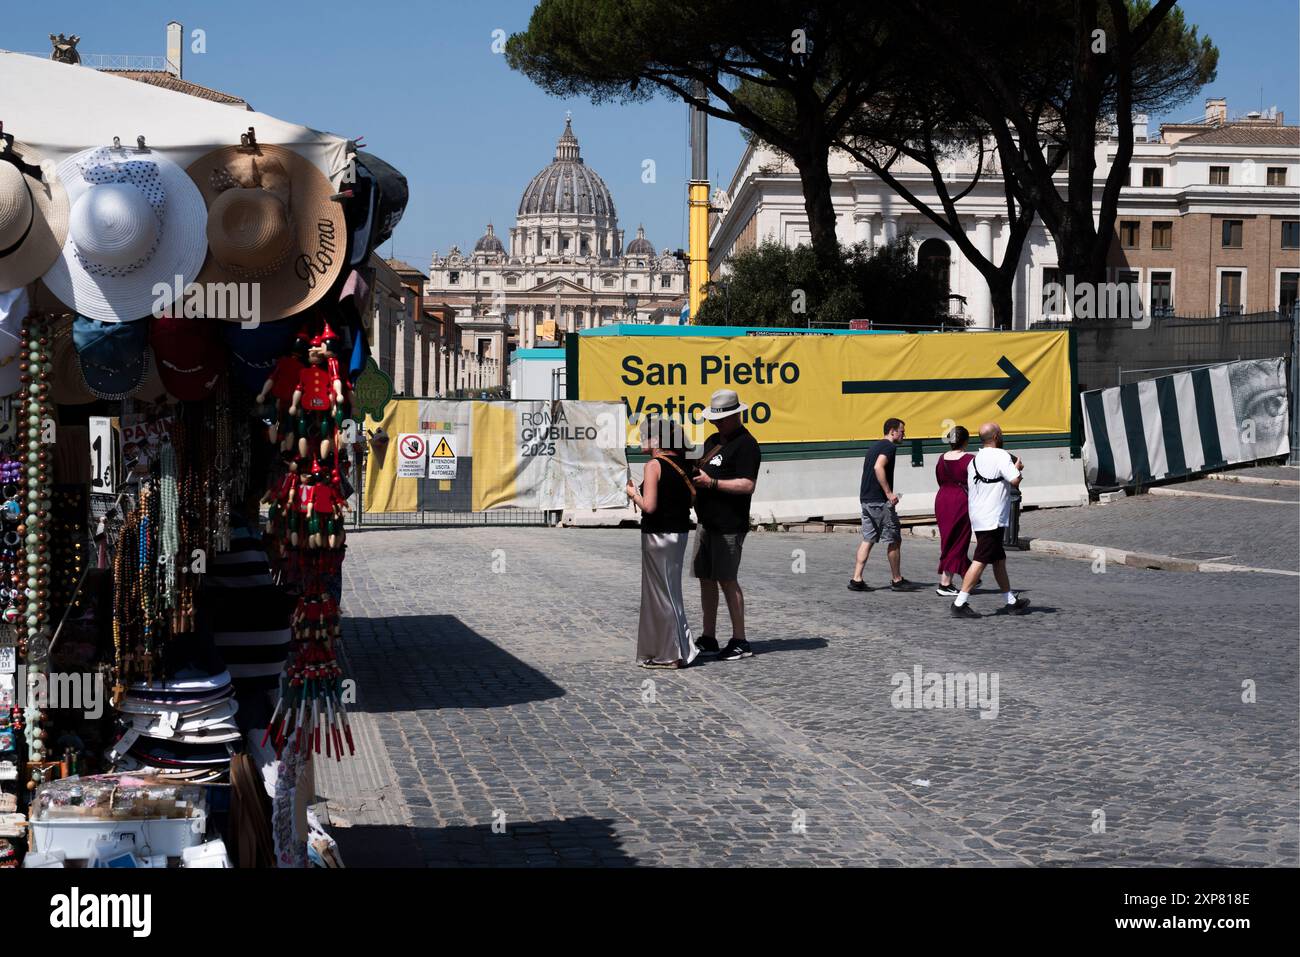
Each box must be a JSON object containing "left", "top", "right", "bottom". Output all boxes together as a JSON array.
[
  {"left": 1019, "top": 487, "right": 1300, "bottom": 571},
  {"left": 324, "top": 510, "right": 1299, "bottom": 867}
]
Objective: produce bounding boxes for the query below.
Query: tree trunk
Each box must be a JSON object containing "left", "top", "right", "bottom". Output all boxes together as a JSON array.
[
  {"left": 791, "top": 145, "right": 843, "bottom": 279},
  {"left": 990, "top": 276, "right": 1016, "bottom": 330}
]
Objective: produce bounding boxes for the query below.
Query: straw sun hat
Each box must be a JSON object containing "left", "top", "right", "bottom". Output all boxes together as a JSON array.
[
  {"left": 0, "top": 139, "right": 69, "bottom": 292},
  {"left": 187, "top": 144, "right": 347, "bottom": 323}
]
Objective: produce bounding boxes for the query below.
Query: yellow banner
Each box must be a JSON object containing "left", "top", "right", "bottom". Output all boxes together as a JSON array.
[
  {"left": 471, "top": 401, "right": 519, "bottom": 512},
  {"left": 578, "top": 332, "right": 1071, "bottom": 442},
  {"left": 363, "top": 399, "right": 420, "bottom": 512}
]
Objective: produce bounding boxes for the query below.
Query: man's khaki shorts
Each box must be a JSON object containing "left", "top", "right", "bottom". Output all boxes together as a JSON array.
[{"left": 692, "top": 526, "right": 747, "bottom": 581}]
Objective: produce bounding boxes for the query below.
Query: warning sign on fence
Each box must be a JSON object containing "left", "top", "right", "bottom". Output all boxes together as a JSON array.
[{"left": 427, "top": 433, "right": 458, "bottom": 479}]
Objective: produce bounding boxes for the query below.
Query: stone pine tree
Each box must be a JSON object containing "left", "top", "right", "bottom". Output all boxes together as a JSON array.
[
  {"left": 902, "top": 0, "right": 1217, "bottom": 293},
  {"left": 506, "top": 0, "right": 897, "bottom": 280}
]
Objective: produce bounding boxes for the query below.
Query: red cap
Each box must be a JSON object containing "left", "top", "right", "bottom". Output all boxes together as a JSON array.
[{"left": 149, "top": 317, "right": 226, "bottom": 401}]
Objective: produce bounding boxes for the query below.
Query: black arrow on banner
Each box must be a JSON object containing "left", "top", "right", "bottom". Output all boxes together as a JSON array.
[{"left": 841, "top": 355, "right": 1031, "bottom": 411}]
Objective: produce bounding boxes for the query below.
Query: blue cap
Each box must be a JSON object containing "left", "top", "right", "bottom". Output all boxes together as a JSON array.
[{"left": 72, "top": 316, "right": 150, "bottom": 400}]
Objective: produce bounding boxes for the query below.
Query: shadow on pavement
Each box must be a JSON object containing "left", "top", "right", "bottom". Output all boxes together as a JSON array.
[
  {"left": 343, "top": 614, "right": 566, "bottom": 712},
  {"left": 337, "top": 815, "right": 637, "bottom": 867}
]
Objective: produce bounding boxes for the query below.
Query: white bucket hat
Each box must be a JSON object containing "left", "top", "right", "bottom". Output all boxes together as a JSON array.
[{"left": 41, "top": 146, "right": 208, "bottom": 322}]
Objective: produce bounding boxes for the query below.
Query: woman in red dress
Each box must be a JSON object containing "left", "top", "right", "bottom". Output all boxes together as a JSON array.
[{"left": 934, "top": 426, "right": 974, "bottom": 596}]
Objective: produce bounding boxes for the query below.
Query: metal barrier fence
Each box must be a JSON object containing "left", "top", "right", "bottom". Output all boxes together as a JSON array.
[
  {"left": 351, "top": 447, "right": 552, "bottom": 527},
  {"left": 349, "top": 400, "right": 551, "bottom": 527},
  {"left": 1031, "top": 310, "right": 1296, "bottom": 392}
]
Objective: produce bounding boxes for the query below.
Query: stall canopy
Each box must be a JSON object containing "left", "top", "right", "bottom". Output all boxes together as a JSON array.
[{"left": 0, "top": 50, "right": 351, "bottom": 181}]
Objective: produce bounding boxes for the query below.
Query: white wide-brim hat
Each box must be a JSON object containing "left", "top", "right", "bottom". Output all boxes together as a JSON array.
[
  {"left": 0, "top": 140, "right": 70, "bottom": 291},
  {"left": 42, "top": 145, "right": 208, "bottom": 322}
]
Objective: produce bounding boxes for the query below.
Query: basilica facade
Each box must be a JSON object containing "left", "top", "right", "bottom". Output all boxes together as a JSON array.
[{"left": 425, "top": 118, "right": 688, "bottom": 360}]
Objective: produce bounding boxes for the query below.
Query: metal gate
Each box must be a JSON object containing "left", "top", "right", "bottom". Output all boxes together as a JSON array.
[{"left": 349, "top": 399, "right": 552, "bottom": 528}]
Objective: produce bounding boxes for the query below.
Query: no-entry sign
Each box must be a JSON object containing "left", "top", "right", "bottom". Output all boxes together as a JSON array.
[{"left": 396, "top": 432, "right": 427, "bottom": 477}]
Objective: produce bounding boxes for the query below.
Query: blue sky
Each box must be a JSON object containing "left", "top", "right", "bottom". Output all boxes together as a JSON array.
[{"left": 4, "top": 1, "right": 1296, "bottom": 270}]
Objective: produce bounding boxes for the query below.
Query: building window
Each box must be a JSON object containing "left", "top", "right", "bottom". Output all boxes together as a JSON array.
[
  {"left": 1209, "top": 166, "right": 1229, "bottom": 186},
  {"left": 1119, "top": 221, "right": 1139, "bottom": 249},
  {"left": 506, "top": 276, "right": 518, "bottom": 286},
  {"left": 1281, "top": 273, "right": 1299, "bottom": 317},
  {"left": 1282, "top": 221, "right": 1300, "bottom": 249},
  {"left": 660, "top": 274, "right": 672, "bottom": 289},
  {"left": 629, "top": 279, "right": 639, "bottom": 290},
  {"left": 481, "top": 275, "right": 491, "bottom": 286},
  {"left": 1150, "top": 271, "right": 1173, "bottom": 317},
  {"left": 448, "top": 271, "right": 460, "bottom": 285},
  {"left": 1267, "top": 167, "right": 1287, "bottom": 186},
  {"left": 603, "top": 277, "right": 616, "bottom": 288},
  {"left": 543, "top": 237, "right": 551, "bottom": 251},
  {"left": 1221, "top": 219, "right": 1243, "bottom": 248},
  {"left": 562, "top": 236, "right": 571, "bottom": 251},
  {"left": 577, "top": 277, "right": 584, "bottom": 286},
  {"left": 1142, "top": 167, "right": 1163, "bottom": 188},
  {"left": 1151, "top": 221, "right": 1173, "bottom": 249},
  {"left": 1218, "top": 270, "right": 1243, "bottom": 316}
]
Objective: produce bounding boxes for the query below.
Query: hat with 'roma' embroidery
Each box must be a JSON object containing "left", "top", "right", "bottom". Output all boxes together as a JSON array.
[{"left": 187, "top": 144, "right": 347, "bottom": 323}]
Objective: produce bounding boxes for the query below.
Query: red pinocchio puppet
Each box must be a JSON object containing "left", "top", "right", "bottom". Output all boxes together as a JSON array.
[{"left": 288, "top": 322, "right": 346, "bottom": 467}]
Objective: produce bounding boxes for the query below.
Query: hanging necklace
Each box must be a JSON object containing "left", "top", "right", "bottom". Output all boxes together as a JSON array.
[{"left": 159, "top": 439, "right": 178, "bottom": 612}]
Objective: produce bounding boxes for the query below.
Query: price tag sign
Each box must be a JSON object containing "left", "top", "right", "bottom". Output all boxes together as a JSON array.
[
  {"left": 0, "top": 627, "right": 15, "bottom": 676},
  {"left": 89, "top": 416, "right": 117, "bottom": 493}
]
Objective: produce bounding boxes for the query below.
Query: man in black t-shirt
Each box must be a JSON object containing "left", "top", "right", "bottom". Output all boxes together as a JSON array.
[
  {"left": 849, "top": 417, "right": 918, "bottom": 592},
  {"left": 690, "top": 390, "right": 762, "bottom": 661}
]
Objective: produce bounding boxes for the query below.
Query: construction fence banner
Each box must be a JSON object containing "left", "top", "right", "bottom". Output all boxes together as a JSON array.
[
  {"left": 1081, "top": 357, "right": 1291, "bottom": 488},
  {"left": 364, "top": 399, "right": 628, "bottom": 513},
  {"left": 576, "top": 331, "right": 1073, "bottom": 444}
]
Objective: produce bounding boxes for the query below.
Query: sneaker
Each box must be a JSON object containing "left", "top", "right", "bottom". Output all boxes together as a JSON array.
[
  {"left": 935, "top": 583, "right": 960, "bottom": 597},
  {"left": 999, "top": 596, "right": 1031, "bottom": 615},
  {"left": 847, "top": 579, "right": 871, "bottom": 592},
  {"left": 950, "top": 602, "right": 980, "bottom": 619},
  {"left": 717, "top": 640, "right": 754, "bottom": 661},
  {"left": 694, "top": 634, "right": 719, "bottom": 655},
  {"left": 890, "top": 578, "right": 921, "bottom": 592}
]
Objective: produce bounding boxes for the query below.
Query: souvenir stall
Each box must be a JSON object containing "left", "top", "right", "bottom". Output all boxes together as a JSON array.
[{"left": 0, "top": 51, "right": 406, "bottom": 868}]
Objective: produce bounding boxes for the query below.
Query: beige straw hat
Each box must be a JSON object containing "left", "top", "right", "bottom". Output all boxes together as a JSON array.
[
  {"left": 187, "top": 144, "right": 347, "bottom": 323},
  {"left": 0, "top": 139, "right": 69, "bottom": 292}
]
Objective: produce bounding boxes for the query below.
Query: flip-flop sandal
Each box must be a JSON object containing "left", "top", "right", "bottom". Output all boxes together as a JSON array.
[{"left": 639, "top": 660, "right": 681, "bottom": 669}]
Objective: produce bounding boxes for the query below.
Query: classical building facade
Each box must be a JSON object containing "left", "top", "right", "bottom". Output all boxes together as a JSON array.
[
  {"left": 710, "top": 98, "right": 1300, "bottom": 328},
  {"left": 424, "top": 119, "right": 687, "bottom": 354}
]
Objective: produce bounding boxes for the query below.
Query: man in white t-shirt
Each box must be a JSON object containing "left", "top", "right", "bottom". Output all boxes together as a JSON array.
[{"left": 951, "top": 422, "right": 1030, "bottom": 617}]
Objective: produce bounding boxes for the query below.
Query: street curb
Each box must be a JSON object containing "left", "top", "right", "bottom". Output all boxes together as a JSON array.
[
  {"left": 1205, "top": 472, "right": 1300, "bottom": 488},
  {"left": 1147, "top": 487, "right": 1297, "bottom": 505},
  {"left": 903, "top": 525, "right": 1297, "bottom": 576},
  {"left": 1024, "top": 537, "right": 1297, "bottom": 576}
]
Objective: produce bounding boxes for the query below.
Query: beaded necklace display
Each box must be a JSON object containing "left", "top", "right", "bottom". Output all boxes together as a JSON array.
[
  {"left": 158, "top": 439, "right": 178, "bottom": 614},
  {"left": 16, "top": 310, "right": 53, "bottom": 789}
]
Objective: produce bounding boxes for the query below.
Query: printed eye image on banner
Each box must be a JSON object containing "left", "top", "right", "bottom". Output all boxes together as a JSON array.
[
  {"left": 1081, "top": 356, "right": 1291, "bottom": 488},
  {"left": 576, "top": 331, "right": 1073, "bottom": 443}
]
